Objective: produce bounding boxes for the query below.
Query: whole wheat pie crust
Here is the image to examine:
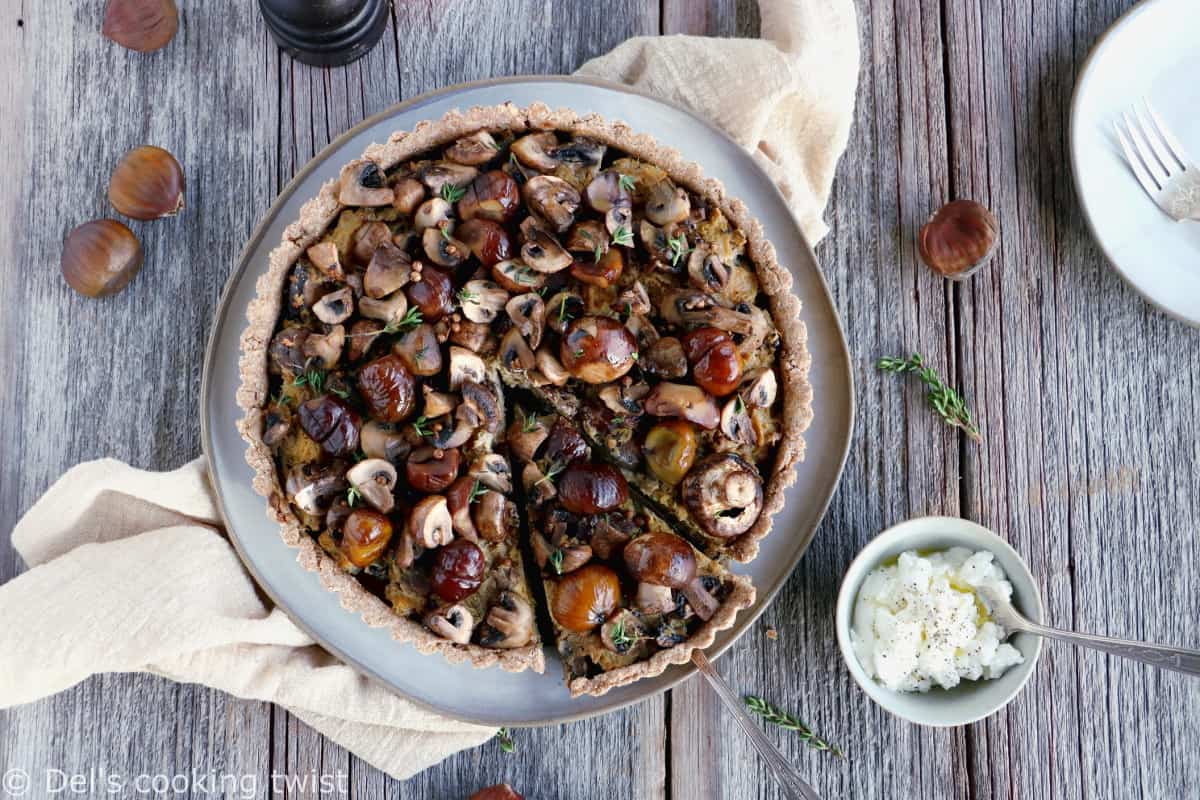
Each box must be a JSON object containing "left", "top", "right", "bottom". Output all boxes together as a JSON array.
[{"left": 236, "top": 103, "right": 812, "bottom": 697}]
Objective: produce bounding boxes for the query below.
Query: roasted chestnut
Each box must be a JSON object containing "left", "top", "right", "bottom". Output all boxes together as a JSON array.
[
  {"left": 108, "top": 145, "right": 184, "bottom": 220},
  {"left": 393, "top": 323, "right": 442, "bottom": 376},
  {"left": 405, "top": 266, "right": 455, "bottom": 320},
  {"left": 560, "top": 316, "right": 638, "bottom": 384},
  {"left": 455, "top": 218, "right": 512, "bottom": 266},
  {"left": 357, "top": 353, "right": 416, "bottom": 423},
  {"left": 623, "top": 532, "right": 697, "bottom": 588},
  {"left": 694, "top": 345, "right": 742, "bottom": 397},
  {"left": 61, "top": 220, "right": 144, "bottom": 297},
  {"left": 550, "top": 563, "right": 622, "bottom": 633},
  {"left": 406, "top": 447, "right": 462, "bottom": 493},
  {"left": 557, "top": 463, "right": 628, "bottom": 514},
  {"left": 431, "top": 539, "right": 487, "bottom": 602},
  {"left": 459, "top": 170, "right": 520, "bottom": 223},
  {"left": 681, "top": 327, "right": 729, "bottom": 363},
  {"left": 569, "top": 247, "right": 624, "bottom": 289},
  {"left": 642, "top": 419, "right": 699, "bottom": 485},
  {"left": 342, "top": 509, "right": 393, "bottom": 568},
  {"left": 541, "top": 418, "right": 591, "bottom": 466},
  {"left": 102, "top": 0, "right": 178, "bottom": 52},
  {"left": 918, "top": 199, "right": 999, "bottom": 278},
  {"left": 297, "top": 395, "right": 361, "bottom": 457}
]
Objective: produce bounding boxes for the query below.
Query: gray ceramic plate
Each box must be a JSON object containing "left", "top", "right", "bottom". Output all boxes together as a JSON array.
[{"left": 201, "top": 76, "right": 854, "bottom": 726}]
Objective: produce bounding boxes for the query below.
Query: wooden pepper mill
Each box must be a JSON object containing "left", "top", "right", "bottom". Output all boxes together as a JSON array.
[{"left": 258, "top": 0, "right": 390, "bottom": 67}]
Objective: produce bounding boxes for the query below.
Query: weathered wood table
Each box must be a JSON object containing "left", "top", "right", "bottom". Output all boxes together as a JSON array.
[{"left": 2, "top": 1, "right": 1197, "bottom": 798}]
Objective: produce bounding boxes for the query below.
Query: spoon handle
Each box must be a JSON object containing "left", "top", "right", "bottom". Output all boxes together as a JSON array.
[
  {"left": 1021, "top": 622, "right": 1200, "bottom": 676},
  {"left": 690, "top": 651, "right": 826, "bottom": 800}
]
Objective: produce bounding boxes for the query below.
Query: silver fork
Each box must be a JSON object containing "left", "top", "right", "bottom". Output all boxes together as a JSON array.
[{"left": 1113, "top": 100, "right": 1200, "bottom": 222}]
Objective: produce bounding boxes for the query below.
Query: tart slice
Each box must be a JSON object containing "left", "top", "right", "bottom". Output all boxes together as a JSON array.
[{"left": 511, "top": 407, "right": 755, "bottom": 697}]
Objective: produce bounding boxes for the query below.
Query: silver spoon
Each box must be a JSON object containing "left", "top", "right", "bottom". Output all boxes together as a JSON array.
[
  {"left": 690, "top": 651, "right": 826, "bottom": 800},
  {"left": 974, "top": 584, "right": 1200, "bottom": 676}
]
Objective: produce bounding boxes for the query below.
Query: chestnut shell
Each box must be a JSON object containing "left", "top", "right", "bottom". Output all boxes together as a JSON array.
[
  {"left": 357, "top": 353, "right": 417, "bottom": 423},
  {"left": 108, "top": 145, "right": 185, "bottom": 220},
  {"left": 61, "top": 220, "right": 144, "bottom": 297},
  {"left": 918, "top": 199, "right": 999, "bottom": 278}
]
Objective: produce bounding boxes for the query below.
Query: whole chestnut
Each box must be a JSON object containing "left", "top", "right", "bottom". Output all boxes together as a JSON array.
[
  {"left": 557, "top": 463, "right": 628, "bottom": 514},
  {"left": 342, "top": 509, "right": 393, "bottom": 568},
  {"left": 682, "top": 327, "right": 742, "bottom": 396},
  {"left": 459, "top": 170, "right": 520, "bottom": 223},
  {"left": 61, "top": 220, "right": 144, "bottom": 297},
  {"left": 108, "top": 145, "right": 185, "bottom": 220},
  {"left": 551, "top": 563, "right": 622, "bottom": 633},
  {"left": 102, "top": 0, "right": 178, "bottom": 53},
  {"left": 918, "top": 199, "right": 999, "bottom": 279},
  {"left": 569, "top": 247, "right": 624, "bottom": 289},
  {"left": 560, "top": 316, "right": 638, "bottom": 384},
  {"left": 406, "top": 447, "right": 462, "bottom": 493},
  {"left": 624, "top": 532, "right": 697, "bottom": 589},
  {"left": 455, "top": 218, "right": 512, "bottom": 266},
  {"left": 357, "top": 353, "right": 416, "bottom": 422},
  {"left": 406, "top": 266, "right": 455, "bottom": 320},
  {"left": 431, "top": 539, "right": 487, "bottom": 602},
  {"left": 642, "top": 419, "right": 699, "bottom": 485},
  {"left": 297, "top": 395, "right": 361, "bottom": 457}
]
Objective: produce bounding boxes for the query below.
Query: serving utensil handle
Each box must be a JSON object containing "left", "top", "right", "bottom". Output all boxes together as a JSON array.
[
  {"left": 1019, "top": 621, "right": 1200, "bottom": 676},
  {"left": 690, "top": 651, "right": 826, "bottom": 800}
]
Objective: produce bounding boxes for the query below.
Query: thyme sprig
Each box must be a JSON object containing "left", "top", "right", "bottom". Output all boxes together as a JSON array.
[
  {"left": 411, "top": 415, "right": 433, "bottom": 438},
  {"left": 611, "top": 225, "right": 634, "bottom": 248},
  {"left": 468, "top": 479, "right": 487, "bottom": 504},
  {"left": 617, "top": 173, "right": 637, "bottom": 193},
  {"left": 440, "top": 182, "right": 466, "bottom": 203},
  {"left": 292, "top": 368, "right": 326, "bottom": 393},
  {"left": 743, "top": 696, "right": 845, "bottom": 759},
  {"left": 346, "top": 486, "right": 363, "bottom": 507},
  {"left": 536, "top": 461, "right": 566, "bottom": 487},
  {"left": 548, "top": 548, "right": 564, "bottom": 575},
  {"left": 667, "top": 234, "right": 691, "bottom": 266},
  {"left": 521, "top": 410, "right": 540, "bottom": 433},
  {"left": 877, "top": 353, "right": 981, "bottom": 442}
]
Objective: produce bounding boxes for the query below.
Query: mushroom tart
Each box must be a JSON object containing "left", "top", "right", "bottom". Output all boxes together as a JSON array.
[{"left": 238, "top": 103, "right": 810, "bottom": 684}]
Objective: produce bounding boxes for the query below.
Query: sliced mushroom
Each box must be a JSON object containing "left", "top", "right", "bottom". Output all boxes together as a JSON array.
[
  {"left": 338, "top": 159, "right": 394, "bottom": 206},
  {"left": 687, "top": 248, "right": 729, "bottom": 293},
  {"left": 590, "top": 517, "right": 633, "bottom": 560},
  {"left": 393, "top": 322, "right": 443, "bottom": 376},
  {"left": 459, "top": 279, "right": 508, "bottom": 324},
  {"left": 422, "top": 226, "right": 468, "bottom": 268},
  {"left": 269, "top": 326, "right": 309, "bottom": 375},
  {"left": 418, "top": 161, "right": 479, "bottom": 194},
  {"left": 286, "top": 465, "right": 346, "bottom": 516},
  {"left": 720, "top": 396, "right": 757, "bottom": 446},
  {"left": 393, "top": 530, "right": 416, "bottom": 569},
  {"left": 507, "top": 412, "right": 549, "bottom": 462},
  {"left": 735, "top": 305, "right": 773, "bottom": 357},
  {"left": 473, "top": 490, "right": 515, "bottom": 542},
  {"left": 262, "top": 409, "right": 290, "bottom": 447},
  {"left": 491, "top": 258, "right": 546, "bottom": 293},
  {"left": 645, "top": 179, "right": 691, "bottom": 226},
  {"left": 605, "top": 200, "right": 633, "bottom": 238},
  {"left": 444, "top": 475, "right": 480, "bottom": 542},
  {"left": 600, "top": 608, "right": 643, "bottom": 655},
  {"left": 643, "top": 382, "right": 720, "bottom": 429},
  {"left": 510, "top": 131, "right": 559, "bottom": 172},
  {"left": 545, "top": 290, "right": 584, "bottom": 334},
  {"left": 556, "top": 543, "right": 593, "bottom": 574},
  {"left": 635, "top": 582, "right": 676, "bottom": 614},
  {"left": 346, "top": 458, "right": 398, "bottom": 513},
  {"left": 448, "top": 318, "right": 494, "bottom": 353},
  {"left": 448, "top": 346, "right": 486, "bottom": 389},
  {"left": 459, "top": 380, "right": 501, "bottom": 433},
  {"left": 522, "top": 461, "right": 557, "bottom": 505},
  {"left": 445, "top": 130, "right": 499, "bottom": 166},
  {"left": 680, "top": 453, "right": 763, "bottom": 538},
  {"left": 425, "top": 604, "right": 473, "bottom": 644},
  {"left": 414, "top": 197, "right": 453, "bottom": 230},
  {"left": 680, "top": 576, "right": 720, "bottom": 621},
  {"left": 520, "top": 228, "right": 572, "bottom": 273},
  {"left": 391, "top": 177, "right": 426, "bottom": 214},
  {"left": 638, "top": 219, "right": 672, "bottom": 262},
  {"left": 505, "top": 293, "right": 545, "bottom": 349},
  {"left": 470, "top": 453, "right": 512, "bottom": 493},
  {"left": 428, "top": 414, "right": 476, "bottom": 450},
  {"left": 345, "top": 319, "right": 383, "bottom": 363},
  {"left": 554, "top": 136, "right": 605, "bottom": 168},
  {"left": 409, "top": 494, "right": 454, "bottom": 549},
  {"left": 624, "top": 313, "right": 660, "bottom": 351},
  {"left": 616, "top": 282, "right": 651, "bottom": 316},
  {"left": 641, "top": 336, "right": 687, "bottom": 378},
  {"left": 524, "top": 175, "right": 581, "bottom": 232},
  {"left": 479, "top": 591, "right": 534, "bottom": 648},
  {"left": 498, "top": 327, "right": 536, "bottom": 373},
  {"left": 661, "top": 289, "right": 755, "bottom": 334},
  {"left": 565, "top": 219, "right": 609, "bottom": 257},
  {"left": 360, "top": 420, "right": 409, "bottom": 463},
  {"left": 534, "top": 348, "right": 570, "bottom": 386},
  {"left": 351, "top": 221, "right": 392, "bottom": 265},
  {"left": 358, "top": 290, "right": 408, "bottom": 325},
  {"left": 306, "top": 241, "right": 344, "bottom": 281},
  {"left": 422, "top": 386, "right": 458, "bottom": 418},
  {"left": 585, "top": 170, "right": 629, "bottom": 213},
  {"left": 364, "top": 242, "right": 412, "bottom": 299},
  {"left": 301, "top": 324, "right": 345, "bottom": 369},
  {"left": 312, "top": 286, "right": 354, "bottom": 324},
  {"left": 599, "top": 383, "right": 646, "bottom": 417}
]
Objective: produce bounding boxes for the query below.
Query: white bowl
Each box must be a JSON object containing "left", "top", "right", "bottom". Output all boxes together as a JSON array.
[{"left": 834, "top": 516, "right": 1044, "bottom": 727}]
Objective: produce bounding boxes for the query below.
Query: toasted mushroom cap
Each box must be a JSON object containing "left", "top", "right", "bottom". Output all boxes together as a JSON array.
[
  {"left": 425, "top": 604, "right": 473, "bottom": 644},
  {"left": 491, "top": 259, "right": 545, "bottom": 293},
  {"left": 680, "top": 453, "right": 763, "bottom": 538},
  {"left": 741, "top": 369, "right": 778, "bottom": 408},
  {"left": 445, "top": 130, "right": 499, "bottom": 166},
  {"left": 641, "top": 337, "right": 687, "bottom": 378},
  {"left": 448, "top": 346, "right": 486, "bottom": 389},
  {"left": 445, "top": 475, "right": 480, "bottom": 542},
  {"left": 499, "top": 327, "right": 536, "bottom": 374},
  {"left": 351, "top": 221, "right": 391, "bottom": 265},
  {"left": 364, "top": 242, "right": 412, "bottom": 299},
  {"left": 566, "top": 219, "right": 609, "bottom": 256},
  {"left": 624, "top": 313, "right": 660, "bottom": 350},
  {"left": 479, "top": 591, "right": 534, "bottom": 648},
  {"left": 524, "top": 175, "right": 581, "bottom": 232},
  {"left": 681, "top": 576, "right": 720, "bottom": 621},
  {"left": 312, "top": 286, "right": 354, "bottom": 324},
  {"left": 338, "top": 159, "right": 394, "bottom": 206},
  {"left": 545, "top": 290, "right": 584, "bottom": 334},
  {"left": 301, "top": 324, "right": 345, "bottom": 369},
  {"left": 448, "top": 318, "right": 494, "bottom": 353},
  {"left": 644, "top": 382, "right": 720, "bottom": 429},
  {"left": 358, "top": 290, "right": 408, "bottom": 325},
  {"left": 553, "top": 136, "right": 605, "bottom": 169},
  {"left": 346, "top": 458, "right": 398, "bottom": 513},
  {"left": 687, "top": 248, "right": 729, "bottom": 293},
  {"left": 555, "top": 543, "right": 593, "bottom": 574},
  {"left": 428, "top": 413, "right": 476, "bottom": 450},
  {"left": 605, "top": 200, "right": 633, "bottom": 238},
  {"left": 660, "top": 289, "right": 755, "bottom": 334},
  {"left": 414, "top": 197, "right": 453, "bottom": 230},
  {"left": 286, "top": 465, "right": 346, "bottom": 516},
  {"left": 473, "top": 490, "right": 515, "bottom": 542},
  {"left": 409, "top": 494, "right": 454, "bottom": 548},
  {"left": 645, "top": 180, "right": 691, "bottom": 226},
  {"left": 505, "top": 293, "right": 545, "bottom": 349},
  {"left": 635, "top": 581, "right": 676, "bottom": 614},
  {"left": 391, "top": 177, "right": 426, "bottom": 214},
  {"left": 360, "top": 420, "right": 409, "bottom": 463},
  {"left": 585, "top": 170, "right": 630, "bottom": 213},
  {"left": 720, "top": 396, "right": 757, "bottom": 445},
  {"left": 459, "top": 379, "right": 502, "bottom": 434},
  {"left": 306, "top": 241, "right": 344, "bottom": 281},
  {"left": 459, "top": 279, "right": 508, "bottom": 324},
  {"left": 520, "top": 228, "right": 572, "bottom": 273},
  {"left": 511, "top": 131, "right": 559, "bottom": 172},
  {"left": 470, "top": 453, "right": 512, "bottom": 493},
  {"left": 534, "top": 348, "right": 570, "bottom": 386},
  {"left": 418, "top": 161, "right": 478, "bottom": 193}
]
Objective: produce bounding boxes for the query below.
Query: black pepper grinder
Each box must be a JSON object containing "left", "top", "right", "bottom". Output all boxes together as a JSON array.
[{"left": 259, "top": 0, "right": 390, "bottom": 67}]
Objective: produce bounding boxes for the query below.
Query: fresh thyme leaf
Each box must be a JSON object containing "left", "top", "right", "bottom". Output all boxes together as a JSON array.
[
  {"left": 329, "top": 384, "right": 351, "bottom": 400},
  {"left": 611, "top": 225, "right": 634, "bottom": 248},
  {"left": 618, "top": 173, "right": 637, "bottom": 193},
  {"left": 440, "top": 182, "right": 466, "bottom": 203},
  {"left": 557, "top": 295, "right": 572, "bottom": 323},
  {"left": 743, "top": 696, "right": 845, "bottom": 759},
  {"left": 440, "top": 226, "right": 452, "bottom": 241},
  {"left": 667, "top": 234, "right": 692, "bottom": 266},
  {"left": 734, "top": 395, "right": 745, "bottom": 414},
  {"left": 411, "top": 415, "right": 432, "bottom": 438},
  {"left": 468, "top": 479, "right": 487, "bottom": 504},
  {"left": 593, "top": 243, "right": 603, "bottom": 263},
  {"left": 367, "top": 307, "right": 423, "bottom": 336},
  {"left": 573, "top": 349, "right": 585, "bottom": 358},
  {"left": 609, "top": 618, "right": 634, "bottom": 649},
  {"left": 346, "top": 486, "right": 363, "bottom": 507},
  {"left": 521, "top": 411, "right": 540, "bottom": 433},
  {"left": 457, "top": 287, "right": 478, "bottom": 304},
  {"left": 292, "top": 368, "right": 326, "bottom": 394},
  {"left": 877, "top": 353, "right": 982, "bottom": 442},
  {"left": 496, "top": 727, "right": 516, "bottom": 754},
  {"left": 414, "top": 347, "right": 428, "bottom": 364},
  {"left": 536, "top": 461, "right": 565, "bottom": 487},
  {"left": 548, "top": 548, "right": 564, "bottom": 574},
  {"left": 630, "top": 351, "right": 639, "bottom": 361}
]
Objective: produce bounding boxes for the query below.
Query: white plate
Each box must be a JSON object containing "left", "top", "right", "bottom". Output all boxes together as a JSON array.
[
  {"left": 201, "top": 77, "right": 854, "bottom": 726},
  {"left": 1070, "top": 0, "right": 1200, "bottom": 327}
]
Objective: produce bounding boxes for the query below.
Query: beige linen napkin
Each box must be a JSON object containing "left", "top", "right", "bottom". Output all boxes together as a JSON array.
[{"left": 0, "top": 0, "right": 858, "bottom": 783}]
